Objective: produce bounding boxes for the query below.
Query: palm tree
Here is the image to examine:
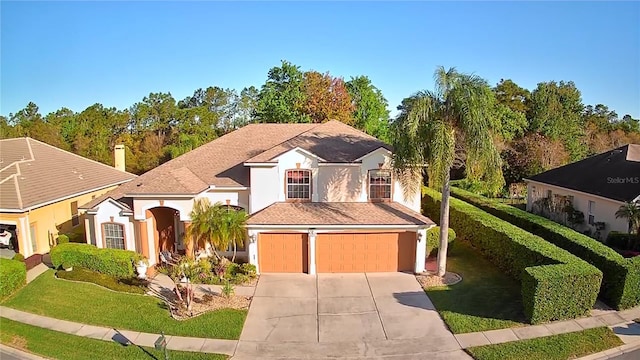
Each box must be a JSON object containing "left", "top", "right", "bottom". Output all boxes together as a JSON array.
[
  {"left": 212, "top": 205, "right": 248, "bottom": 263},
  {"left": 186, "top": 198, "right": 224, "bottom": 259},
  {"left": 392, "top": 66, "right": 504, "bottom": 277},
  {"left": 615, "top": 202, "right": 640, "bottom": 249}
]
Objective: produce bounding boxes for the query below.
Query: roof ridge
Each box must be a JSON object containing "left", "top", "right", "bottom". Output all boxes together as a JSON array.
[
  {"left": 26, "top": 138, "right": 138, "bottom": 177},
  {"left": 13, "top": 174, "right": 23, "bottom": 210},
  {"left": 244, "top": 122, "right": 324, "bottom": 163}
]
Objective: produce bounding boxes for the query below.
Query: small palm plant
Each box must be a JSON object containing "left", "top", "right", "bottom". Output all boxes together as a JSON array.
[{"left": 615, "top": 201, "right": 640, "bottom": 248}]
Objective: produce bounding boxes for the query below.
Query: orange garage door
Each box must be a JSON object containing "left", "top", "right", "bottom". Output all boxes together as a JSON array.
[
  {"left": 316, "top": 232, "right": 416, "bottom": 273},
  {"left": 259, "top": 233, "right": 309, "bottom": 273}
]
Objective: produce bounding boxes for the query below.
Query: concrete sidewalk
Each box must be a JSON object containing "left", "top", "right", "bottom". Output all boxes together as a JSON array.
[
  {"left": 453, "top": 307, "right": 640, "bottom": 349},
  {"left": 0, "top": 306, "right": 237, "bottom": 356}
]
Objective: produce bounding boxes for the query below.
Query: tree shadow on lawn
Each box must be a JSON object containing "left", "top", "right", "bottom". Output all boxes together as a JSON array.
[{"left": 420, "top": 241, "right": 528, "bottom": 333}]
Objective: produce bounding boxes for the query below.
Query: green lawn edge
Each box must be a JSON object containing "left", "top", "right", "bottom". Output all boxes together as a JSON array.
[
  {"left": 466, "top": 327, "right": 623, "bottom": 360},
  {"left": 2, "top": 270, "right": 247, "bottom": 339},
  {"left": 0, "top": 317, "right": 227, "bottom": 360}
]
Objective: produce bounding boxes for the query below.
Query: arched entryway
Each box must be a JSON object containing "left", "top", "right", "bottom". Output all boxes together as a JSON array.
[{"left": 146, "top": 207, "right": 180, "bottom": 257}]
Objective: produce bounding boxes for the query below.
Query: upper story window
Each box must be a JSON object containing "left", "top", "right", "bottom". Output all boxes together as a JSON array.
[
  {"left": 369, "top": 170, "right": 392, "bottom": 201},
  {"left": 286, "top": 170, "right": 311, "bottom": 200},
  {"left": 103, "top": 223, "right": 125, "bottom": 249}
]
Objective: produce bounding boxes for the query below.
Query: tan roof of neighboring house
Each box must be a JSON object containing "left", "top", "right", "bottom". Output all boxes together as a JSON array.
[
  {"left": 82, "top": 121, "right": 390, "bottom": 209},
  {"left": 0, "top": 138, "right": 136, "bottom": 211},
  {"left": 246, "top": 202, "right": 434, "bottom": 226}
]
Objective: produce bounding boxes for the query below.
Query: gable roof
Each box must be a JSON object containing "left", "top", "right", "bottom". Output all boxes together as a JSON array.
[
  {"left": 82, "top": 121, "right": 390, "bottom": 208},
  {"left": 527, "top": 144, "right": 640, "bottom": 203},
  {"left": 246, "top": 202, "right": 434, "bottom": 227},
  {"left": 0, "top": 138, "right": 136, "bottom": 212}
]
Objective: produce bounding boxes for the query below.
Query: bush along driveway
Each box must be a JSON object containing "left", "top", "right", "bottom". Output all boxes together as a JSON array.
[{"left": 2, "top": 270, "right": 246, "bottom": 339}]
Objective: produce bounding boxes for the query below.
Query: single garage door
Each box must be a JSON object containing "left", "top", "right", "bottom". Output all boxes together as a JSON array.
[
  {"left": 316, "top": 232, "right": 416, "bottom": 273},
  {"left": 258, "top": 233, "right": 309, "bottom": 273}
]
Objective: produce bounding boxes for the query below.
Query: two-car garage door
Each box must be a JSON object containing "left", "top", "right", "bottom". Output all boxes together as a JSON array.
[{"left": 258, "top": 232, "right": 416, "bottom": 273}]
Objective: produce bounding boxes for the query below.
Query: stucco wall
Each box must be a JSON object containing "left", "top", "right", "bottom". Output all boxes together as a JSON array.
[
  {"left": 317, "top": 166, "right": 362, "bottom": 202},
  {"left": 526, "top": 181, "right": 630, "bottom": 238},
  {"left": 0, "top": 185, "right": 118, "bottom": 256},
  {"left": 91, "top": 200, "right": 136, "bottom": 251},
  {"left": 250, "top": 166, "right": 280, "bottom": 213}
]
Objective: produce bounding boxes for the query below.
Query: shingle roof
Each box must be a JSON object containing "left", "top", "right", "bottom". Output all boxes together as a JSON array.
[
  {"left": 246, "top": 202, "right": 435, "bottom": 226},
  {"left": 82, "top": 121, "right": 390, "bottom": 208},
  {"left": 0, "top": 138, "right": 136, "bottom": 211},
  {"left": 527, "top": 144, "right": 640, "bottom": 202}
]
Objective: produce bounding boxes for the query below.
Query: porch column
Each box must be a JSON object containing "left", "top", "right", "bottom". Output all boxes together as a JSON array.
[
  {"left": 84, "top": 217, "right": 92, "bottom": 244},
  {"left": 136, "top": 220, "right": 150, "bottom": 260},
  {"left": 414, "top": 228, "right": 428, "bottom": 274},
  {"left": 308, "top": 229, "right": 317, "bottom": 275},
  {"left": 247, "top": 230, "right": 259, "bottom": 273},
  {"left": 183, "top": 221, "right": 192, "bottom": 258}
]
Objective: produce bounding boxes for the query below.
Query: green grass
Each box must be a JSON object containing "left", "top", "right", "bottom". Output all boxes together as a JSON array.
[
  {"left": 2, "top": 270, "right": 246, "bottom": 339},
  {"left": 56, "top": 268, "right": 147, "bottom": 294},
  {"left": 0, "top": 317, "right": 226, "bottom": 360},
  {"left": 466, "top": 327, "right": 623, "bottom": 360},
  {"left": 425, "top": 240, "right": 527, "bottom": 333}
]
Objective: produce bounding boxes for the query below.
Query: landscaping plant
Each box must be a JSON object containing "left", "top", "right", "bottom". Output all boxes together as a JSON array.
[{"left": 0, "top": 258, "right": 26, "bottom": 300}]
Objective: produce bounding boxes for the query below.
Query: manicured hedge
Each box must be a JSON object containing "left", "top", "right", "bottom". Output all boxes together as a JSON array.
[
  {"left": 50, "top": 243, "right": 141, "bottom": 278},
  {"left": 0, "top": 258, "right": 27, "bottom": 300},
  {"left": 422, "top": 187, "right": 602, "bottom": 324},
  {"left": 56, "top": 268, "right": 147, "bottom": 294},
  {"left": 450, "top": 186, "right": 640, "bottom": 310},
  {"left": 427, "top": 226, "right": 457, "bottom": 257},
  {"left": 607, "top": 231, "right": 639, "bottom": 251}
]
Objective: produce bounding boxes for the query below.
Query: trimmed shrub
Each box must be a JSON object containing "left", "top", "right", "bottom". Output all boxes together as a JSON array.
[
  {"left": 607, "top": 232, "right": 639, "bottom": 251},
  {"left": 426, "top": 226, "right": 457, "bottom": 257},
  {"left": 450, "top": 186, "right": 640, "bottom": 310},
  {"left": 56, "top": 268, "right": 146, "bottom": 294},
  {"left": 50, "top": 243, "right": 140, "bottom": 278},
  {"left": 12, "top": 253, "right": 25, "bottom": 262},
  {"left": 0, "top": 258, "right": 27, "bottom": 299},
  {"left": 56, "top": 234, "right": 70, "bottom": 245},
  {"left": 422, "top": 187, "right": 602, "bottom": 323}
]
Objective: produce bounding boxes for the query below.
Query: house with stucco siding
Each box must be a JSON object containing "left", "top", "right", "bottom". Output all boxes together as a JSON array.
[
  {"left": 81, "top": 121, "right": 435, "bottom": 274},
  {"left": 525, "top": 144, "right": 640, "bottom": 239}
]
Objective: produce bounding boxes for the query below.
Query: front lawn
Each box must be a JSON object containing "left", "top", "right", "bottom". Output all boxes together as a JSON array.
[
  {"left": 2, "top": 270, "right": 246, "bottom": 339},
  {"left": 466, "top": 327, "right": 622, "bottom": 360},
  {"left": 426, "top": 240, "right": 527, "bottom": 333},
  {"left": 0, "top": 317, "right": 227, "bottom": 360}
]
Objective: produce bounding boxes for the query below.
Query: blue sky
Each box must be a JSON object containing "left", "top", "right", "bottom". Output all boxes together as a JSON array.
[{"left": 1, "top": 1, "right": 639, "bottom": 118}]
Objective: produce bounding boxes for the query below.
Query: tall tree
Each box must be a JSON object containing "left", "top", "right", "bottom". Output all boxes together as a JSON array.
[
  {"left": 346, "top": 76, "right": 391, "bottom": 141},
  {"left": 392, "top": 66, "right": 503, "bottom": 277},
  {"left": 528, "top": 81, "right": 586, "bottom": 161},
  {"left": 302, "top": 71, "right": 354, "bottom": 124},
  {"left": 255, "top": 60, "right": 308, "bottom": 123},
  {"left": 494, "top": 79, "right": 530, "bottom": 114}
]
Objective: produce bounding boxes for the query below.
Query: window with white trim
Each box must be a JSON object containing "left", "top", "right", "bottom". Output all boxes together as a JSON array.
[
  {"left": 588, "top": 201, "right": 596, "bottom": 225},
  {"left": 369, "top": 170, "right": 392, "bottom": 200},
  {"left": 103, "top": 223, "right": 125, "bottom": 249},
  {"left": 286, "top": 170, "right": 311, "bottom": 200}
]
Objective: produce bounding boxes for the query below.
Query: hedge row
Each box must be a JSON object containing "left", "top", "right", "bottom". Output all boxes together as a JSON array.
[
  {"left": 450, "top": 186, "right": 640, "bottom": 310},
  {"left": 0, "top": 258, "right": 27, "bottom": 300},
  {"left": 426, "top": 226, "right": 457, "bottom": 257},
  {"left": 422, "top": 187, "right": 602, "bottom": 324},
  {"left": 50, "top": 243, "right": 142, "bottom": 278},
  {"left": 607, "top": 232, "right": 639, "bottom": 252}
]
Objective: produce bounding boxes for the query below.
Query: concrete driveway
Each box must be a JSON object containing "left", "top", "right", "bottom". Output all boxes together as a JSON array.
[{"left": 240, "top": 272, "right": 457, "bottom": 345}]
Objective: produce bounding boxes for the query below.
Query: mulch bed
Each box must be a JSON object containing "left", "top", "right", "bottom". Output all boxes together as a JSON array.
[
  {"left": 416, "top": 272, "right": 462, "bottom": 288},
  {"left": 170, "top": 293, "right": 251, "bottom": 320}
]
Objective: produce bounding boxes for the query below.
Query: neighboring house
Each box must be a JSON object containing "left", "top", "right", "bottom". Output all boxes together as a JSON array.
[
  {"left": 525, "top": 144, "right": 640, "bottom": 239},
  {"left": 81, "top": 121, "right": 435, "bottom": 274},
  {"left": 0, "top": 138, "right": 136, "bottom": 257}
]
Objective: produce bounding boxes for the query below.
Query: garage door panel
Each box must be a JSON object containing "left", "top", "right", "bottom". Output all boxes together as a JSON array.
[
  {"left": 316, "top": 232, "right": 416, "bottom": 273},
  {"left": 259, "top": 233, "right": 308, "bottom": 273}
]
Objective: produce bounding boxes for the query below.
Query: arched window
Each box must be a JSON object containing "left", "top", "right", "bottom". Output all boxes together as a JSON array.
[
  {"left": 103, "top": 223, "right": 125, "bottom": 249},
  {"left": 286, "top": 169, "right": 311, "bottom": 200}
]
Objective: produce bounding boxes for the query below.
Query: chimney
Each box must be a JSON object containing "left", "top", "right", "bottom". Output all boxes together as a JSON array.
[{"left": 114, "top": 145, "right": 125, "bottom": 172}]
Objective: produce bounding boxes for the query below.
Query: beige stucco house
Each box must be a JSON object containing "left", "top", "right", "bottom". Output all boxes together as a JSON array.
[
  {"left": 81, "top": 121, "right": 435, "bottom": 274},
  {"left": 525, "top": 144, "right": 640, "bottom": 239},
  {"left": 0, "top": 138, "right": 136, "bottom": 258}
]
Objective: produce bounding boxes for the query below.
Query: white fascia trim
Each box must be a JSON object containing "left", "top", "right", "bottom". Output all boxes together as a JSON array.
[
  {"left": 4, "top": 179, "right": 133, "bottom": 213},
  {"left": 126, "top": 194, "right": 196, "bottom": 198},
  {"left": 318, "top": 163, "right": 361, "bottom": 167},
  {"left": 246, "top": 224, "right": 424, "bottom": 230},
  {"left": 207, "top": 186, "right": 249, "bottom": 191},
  {"left": 354, "top": 146, "right": 392, "bottom": 162},
  {"left": 284, "top": 147, "right": 327, "bottom": 162},
  {"left": 243, "top": 162, "right": 277, "bottom": 167},
  {"left": 525, "top": 179, "right": 627, "bottom": 205}
]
